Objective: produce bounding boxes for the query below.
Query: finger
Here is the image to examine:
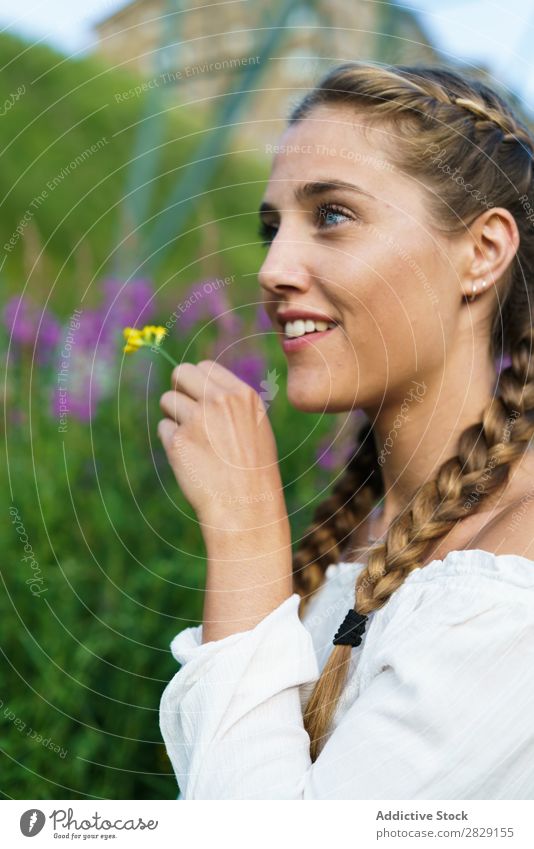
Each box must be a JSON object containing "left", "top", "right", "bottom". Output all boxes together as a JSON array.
[
  {"left": 159, "top": 390, "right": 196, "bottom": 424},
  {"left": 196, "top": 359, "right": 253, "bottom": 391},
  {"left": 170, "top": 362, "right": 225, "bottom": 401}
]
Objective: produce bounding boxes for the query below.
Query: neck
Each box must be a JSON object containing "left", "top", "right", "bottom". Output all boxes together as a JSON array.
[{"left": 361, "top": 351, "right": 505, "bottom": 532}]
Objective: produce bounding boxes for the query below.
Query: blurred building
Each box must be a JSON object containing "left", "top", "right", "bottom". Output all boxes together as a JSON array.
[{"left": 93, "top": 0, "right": 443, "bottom": 146}]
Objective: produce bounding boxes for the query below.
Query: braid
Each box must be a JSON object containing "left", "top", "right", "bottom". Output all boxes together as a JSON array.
[
  {"left": 293, "top": 420, "right": 383, "bottom": 619},
  {"left": 287, "top": 61, "right": 534, "bottom": 762},
  {"left": 394, "top": 66, "right": 533, "bottom": 149},
  {"left": 357, "top": 328, "right": 534, "bottom": 614},
  {"left": 452, "top": 96, "right": 531, "bottom": 146}
]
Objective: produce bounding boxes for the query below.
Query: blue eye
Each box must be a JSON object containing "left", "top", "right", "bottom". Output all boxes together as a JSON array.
[
  {"left": 257, "top": 202, "right": 356, "bottom": 248},
  {"left": 316, "top": 203, "right": 352, "bottom": 228}
]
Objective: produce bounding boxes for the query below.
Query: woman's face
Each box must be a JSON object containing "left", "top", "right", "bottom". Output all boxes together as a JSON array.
[{"left": 258, "top": 104, "right": 463, "bottom": 414}]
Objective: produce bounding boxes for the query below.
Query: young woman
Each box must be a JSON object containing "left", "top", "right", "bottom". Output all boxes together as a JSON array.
[{"left": 157, "top": 62, "right": 534, "bottom": 799}]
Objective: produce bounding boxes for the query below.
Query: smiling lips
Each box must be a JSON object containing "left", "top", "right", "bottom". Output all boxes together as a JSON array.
[
  {"left": 275, "top": 308, "right": 339, "bottom": 338},
  {"left": 284, "top": 317, "right": 336, "bottom": 337},
  {"left": 281, "top": 325, "right": 336, "bottom": 353}
]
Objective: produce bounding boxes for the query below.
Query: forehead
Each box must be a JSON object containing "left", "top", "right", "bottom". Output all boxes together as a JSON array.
[{"left": 264, "top": 104, "right": 400, "bottom": 201}]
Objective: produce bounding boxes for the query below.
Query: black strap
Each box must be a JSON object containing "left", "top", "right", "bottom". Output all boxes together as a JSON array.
[{"left": 332, "top": 608, "right": 368, "bottom": 647}]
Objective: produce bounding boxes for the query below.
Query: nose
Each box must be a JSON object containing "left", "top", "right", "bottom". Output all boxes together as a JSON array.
[{"left": 258, "top": 239, "right": 312, "bottom": 302}]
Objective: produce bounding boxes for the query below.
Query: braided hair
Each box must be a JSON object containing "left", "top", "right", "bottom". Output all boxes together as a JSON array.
[{"left": 288, "top": 62, "right": 534, "bottom": 761}]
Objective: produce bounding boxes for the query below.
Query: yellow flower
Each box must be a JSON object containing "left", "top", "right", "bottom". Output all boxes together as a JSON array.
[
  {"left": 123, "top": 325, "right": 167, "bottom": 353},
  {"left": 122, "top": 324, "right": 176, "bottom": 365},
  {"left": 123, "top": 327, "right": 144, "bottom": 353},
  {"left": 142, "top": 325, "right": 168, "bottom": 346}
]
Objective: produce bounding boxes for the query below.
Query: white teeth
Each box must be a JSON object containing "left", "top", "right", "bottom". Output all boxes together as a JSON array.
[{"left": 283, "top": 319, "right": 336, "bottom": 337}]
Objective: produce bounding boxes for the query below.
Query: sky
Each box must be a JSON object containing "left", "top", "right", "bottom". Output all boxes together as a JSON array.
[{"left": 1, "top": 0, "right": 534, "bottom": 111}]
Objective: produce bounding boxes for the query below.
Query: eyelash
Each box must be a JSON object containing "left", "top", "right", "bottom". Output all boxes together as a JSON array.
[{"left": 257, "top": 202, "right": 357, "bottom": 247}]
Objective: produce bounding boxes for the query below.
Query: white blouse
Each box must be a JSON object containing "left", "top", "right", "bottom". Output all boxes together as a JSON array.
[{"left": 159, "top": 548, "right": 534, "bottom": 799}]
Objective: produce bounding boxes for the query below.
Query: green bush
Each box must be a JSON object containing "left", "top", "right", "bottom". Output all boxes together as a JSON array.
[{"left": 0, "top": 31, "right": 346, "bottom": 799}]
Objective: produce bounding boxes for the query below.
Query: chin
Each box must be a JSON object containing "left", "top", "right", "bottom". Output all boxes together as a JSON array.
[{"left": 286, "top": 381, "right": 349, "bottom": 413}]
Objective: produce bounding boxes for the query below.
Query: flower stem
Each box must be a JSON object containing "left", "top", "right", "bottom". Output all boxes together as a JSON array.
[{"left": 153, "top": 346, "right": 178, "bottom": 368}]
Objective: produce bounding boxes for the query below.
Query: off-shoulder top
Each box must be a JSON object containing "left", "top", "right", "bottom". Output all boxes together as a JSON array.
[{"left": 159, "top": 548, "right": 534, "bottom": 799}]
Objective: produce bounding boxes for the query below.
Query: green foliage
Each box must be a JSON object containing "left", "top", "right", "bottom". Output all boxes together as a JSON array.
[
  {"left": 2, "top": 341, "right": 336, "bottom": 800},
  {"left": 0, "top": 30, "right": 341, "bottom": 798},
  {"left": 0, "top": 31, "right": 271, "bottom": 308}
]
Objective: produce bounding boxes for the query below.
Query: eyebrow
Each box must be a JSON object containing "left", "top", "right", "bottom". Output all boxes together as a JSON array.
[{"left": 259, "top": 179, "right": 377, "bottom": 215}]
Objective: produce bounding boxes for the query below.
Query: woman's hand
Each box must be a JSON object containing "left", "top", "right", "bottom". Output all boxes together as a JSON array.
[
  {"left": 158, "top": 359, "right": 288, "bottom": 537},
  {"left": 158, "top": 359, "right": 294, "bottom": 641}
]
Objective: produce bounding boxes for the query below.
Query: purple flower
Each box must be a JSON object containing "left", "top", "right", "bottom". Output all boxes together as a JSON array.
[
  {"left": 4, "top": 295, "right": 34, "bottom": 345},
  {"left": 102, "top": 277, "right": 155, "bottom": 330},
  {"left": 51, "top": 384, "right": 99, "bottom": 423},
  {"left": 40, "top": 313, "right": 62, "bottom": 349},
  {"left": 49, "top": 277, "right": 158, "bottom": 423},
  {"left": 51, "top": 302, "right": 123, "bottom": 423},
  {"left": 175, "top": 278, "right": 240, "bottom": 333},
  {"left": 227, "top": 353, "right": 266, "bottom": 394},
  {"left": 495, "top": 353, "right": 512, "bottom": 374},
  {"left": 75, "top": 309, "right": 108, "bottom": 347},
  {"left": 51, "top": 340, "right": 114, "bottom": 423},
  {"left": 315, "top": 437, "right": 338, "bottom": 471},
  {"left": 3, "top": 294, "right": 61, "bottom": 361},
  {"left": 210, "top": 331, "right": 267, "bottom": 394},
  {"left": 255, "top": 303, "right": 272, "bottom": 332},
  {"left": 315, "top": 410, "right": 367, "bottom": 471},
  {"left": 315, "top": 435, "right": 354, "bottom": 471}
]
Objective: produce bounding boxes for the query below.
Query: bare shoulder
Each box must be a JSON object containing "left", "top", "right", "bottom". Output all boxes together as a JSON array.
[{"left": 475, "top": 490, "right": 534, "bottom": 561}]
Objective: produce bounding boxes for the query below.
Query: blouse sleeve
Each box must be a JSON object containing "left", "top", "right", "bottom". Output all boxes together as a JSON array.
[
  {"left": 159, "top": 568, "right": 534, "bottom": 799},
  {"left": 159, "top": 593, "right": 320, "bottom": 799}
]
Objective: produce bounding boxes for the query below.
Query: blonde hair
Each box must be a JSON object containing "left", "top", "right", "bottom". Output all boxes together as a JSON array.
[{"left": 288, "top": 62, "right": 534, "bottom": 761}]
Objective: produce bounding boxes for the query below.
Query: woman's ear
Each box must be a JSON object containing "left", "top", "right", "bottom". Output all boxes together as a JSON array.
[{"left": 460, "top": 207, "right": 520, "bottom": 299}]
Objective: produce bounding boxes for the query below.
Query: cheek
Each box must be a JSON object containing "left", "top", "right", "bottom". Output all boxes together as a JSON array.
[
  {"left": 342, "top": 239, "right": 447, "bottom": 373},
  {"left": 282, "top": 233, "right": 453, "bottom": 412}
]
